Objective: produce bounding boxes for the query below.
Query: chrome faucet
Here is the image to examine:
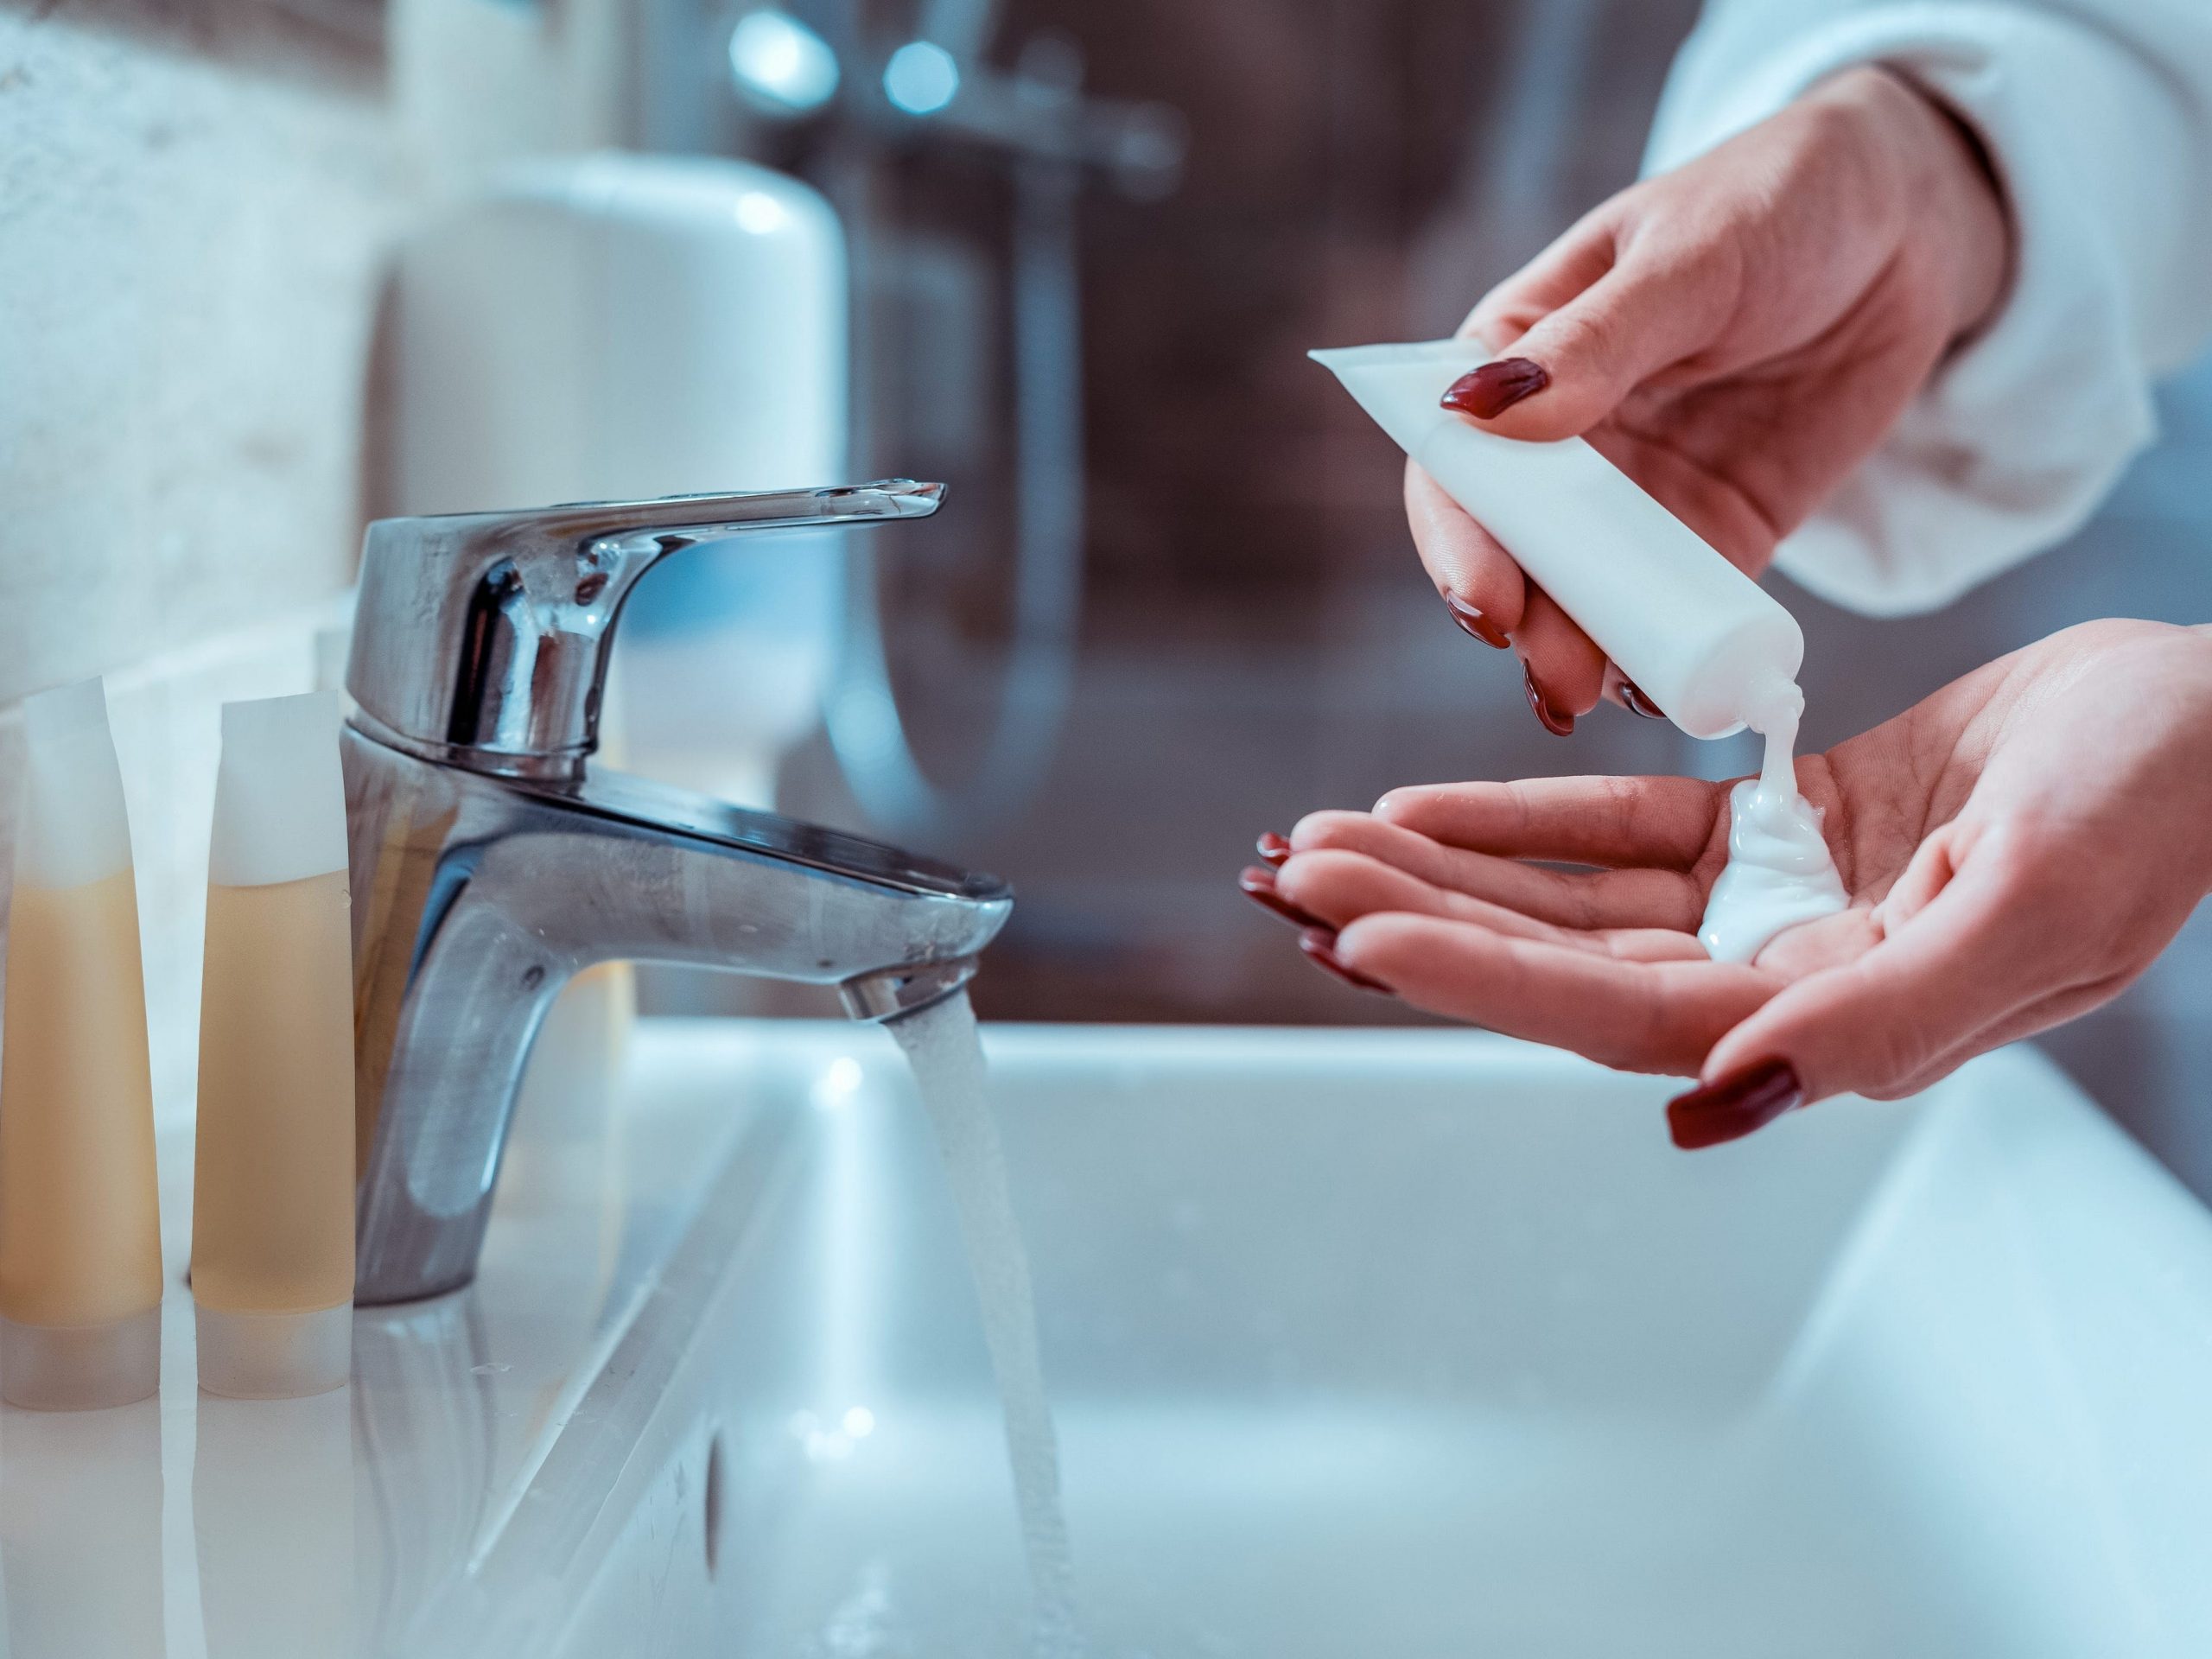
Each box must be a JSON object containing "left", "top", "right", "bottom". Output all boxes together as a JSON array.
[{"left": 342, "top": 480, "right": 1012, "bottom": 1305}]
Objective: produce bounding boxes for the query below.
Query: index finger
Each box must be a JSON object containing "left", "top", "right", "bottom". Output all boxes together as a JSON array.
[
  {"left": 1405, "top": 461, "right": 1527, "bottom": 644},
  {"left": 1463, "top": 201, "right": 1620, "bottom": 347},
  {"left": 1372, "top": 775, "right": 1727, "bottom": 871},
  {"left": 1290, "top": 810, "right": 1708, "bottom": 931},
  {"left": 1335, "top": 912, "right": 1777, "bottom": 1077}
]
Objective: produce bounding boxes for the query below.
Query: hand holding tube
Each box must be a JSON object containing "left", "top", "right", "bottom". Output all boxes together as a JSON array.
[{"left": 1414, "top": 66, "right": 2009, "bottom": 729}]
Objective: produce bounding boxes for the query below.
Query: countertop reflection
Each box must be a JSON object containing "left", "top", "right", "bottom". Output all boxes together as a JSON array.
[{"left": 0, "top": 1022, "right": 754, "bottom": 1659}]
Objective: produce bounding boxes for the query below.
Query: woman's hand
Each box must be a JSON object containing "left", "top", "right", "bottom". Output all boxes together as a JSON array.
[
  {"left": 1243, "top": 621, "right": 2212, "bottom": 1147},
  {"left": 1417, "top": 66, "right": 2010, "bottom": 732}
]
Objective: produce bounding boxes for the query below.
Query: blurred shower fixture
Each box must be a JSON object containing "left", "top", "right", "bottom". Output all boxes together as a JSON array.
[
  {"left": 728, "top": 9, "right": 842, "bottom": 115},
  {"left": 814, "top": 29, "right": 1185, "bottom": 844},
  {"left": 722, "top": 11, "right": 1185, "bottom": 841},
  {"left": 866, "top": 35, "right": 1187, "bottom": 203},
  {"left": 882, "top": 41, "right": 961, "bottom": 115},
  {"left": 824, "top": 96, "right": 1087, "bottom": 842},
  {"left": 727, "top": 9, "right": 1186, "bottom": 201},
  {"left": 916, "top": 0, "right": 1000, "bottom": 67}
]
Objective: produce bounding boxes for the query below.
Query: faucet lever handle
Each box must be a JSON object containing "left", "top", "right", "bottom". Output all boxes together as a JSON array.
[
  {"left": 380, "top": 478, "right": 945, "bottom": 563},
  {"left": 348, "top": 479, "right": 945, "bottom": 777}
]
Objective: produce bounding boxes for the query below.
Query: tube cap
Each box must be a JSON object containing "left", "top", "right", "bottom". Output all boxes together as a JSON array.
[
  {"left": 15, "top": 677, "right": 134, "bottom": 891},
  {"left": 195, "top": 1302, "right": 352, "bottom": 1399},
  {"left": 209, "top": 691, "right": 348, "bottom": 887},
  {"left": 0, "top": 1308, "right": 161, "bottom": 1411}
]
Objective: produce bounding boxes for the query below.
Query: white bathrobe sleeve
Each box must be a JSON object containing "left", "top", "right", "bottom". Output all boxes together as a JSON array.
[{"left": 1644, "top": 1, "right": 2212, "bottom": 615}]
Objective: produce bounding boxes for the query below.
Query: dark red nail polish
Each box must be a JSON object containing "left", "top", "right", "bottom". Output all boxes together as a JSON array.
[
  {"left": 1443, "top": 592, "right": 1510, "bottom": 649},
  {"left": 1440, "top": 357, "right": 1549, "bottom": 420},
  {"left": 1256, "top": 831, "right": 1292, "bottom": 866},
  {"left": 1620, "top": 679, "right": 1666, "bottom": 721},
  {"left": 1667, "top": 1058, "right": 1804, "bottom": 1150},
  {"left": 1523, "top": 663, "right": 1574, "bottom": 736},
  {"left": 1241, "top": 864, "right": 1323, "bottom": 928},
  {"left": 1298, "top": 927, "right": 1392, "bottom": 994}
]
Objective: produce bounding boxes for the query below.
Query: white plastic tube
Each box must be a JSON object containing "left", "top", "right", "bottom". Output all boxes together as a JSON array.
[
  {"left": 0, "top": 678, "right": 164, "bottom": 1410},
  {"left": 192, "top": 690, "right": 355, "bottom": 1399},
  {"left": 1312, "top": 339, "right": 1802, "bottom": 738}
]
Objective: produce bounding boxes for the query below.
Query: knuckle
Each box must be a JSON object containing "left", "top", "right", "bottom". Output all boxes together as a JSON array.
[
  {"left": 1972, "top": 819, "right": 2109, "bottom": 967},
  {"left": 1370, "top": 790, "right": 1432, "bottom": 830},
  {"left": 1293, "top": 809, "right": 1376, "bottom": 849},
  {"left": 1854, "top": 1007, "right": 1948, "bottom": 1101},
  {"left": 1974, "top": 818, "right": 2062, "bottom": 898},
  {"left": 1529, "top": 304, "right": 1621, "bottom": 380}
]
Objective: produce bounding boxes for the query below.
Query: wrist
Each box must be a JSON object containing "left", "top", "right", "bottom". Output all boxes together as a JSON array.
[{"left": 1822, "top": 66, "right": 2012, "bottom": 346}]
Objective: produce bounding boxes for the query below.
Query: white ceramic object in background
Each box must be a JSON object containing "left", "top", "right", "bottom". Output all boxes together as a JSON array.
[
  {"left": 17, "top": 1025, "right": 2206, "bottom": 1656},
  {"left": 385, "top": 149, "right": 849, "bottom": 808}
]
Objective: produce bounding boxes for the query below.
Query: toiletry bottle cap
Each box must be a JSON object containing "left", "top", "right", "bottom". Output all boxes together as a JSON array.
[
  {"left": 210, "top": 690, "right": 348, "bottom": 887},
  {"left": 22, "top": 677, "right": 110, "bottom": 744},
  {"left": 13, "top": 677, "right": 135, "bottom": 891}
]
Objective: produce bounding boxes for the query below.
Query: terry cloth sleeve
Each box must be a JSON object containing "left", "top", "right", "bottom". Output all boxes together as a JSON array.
[{"left": 1646, "top": 0, "right": 2212, "bottom": 614}]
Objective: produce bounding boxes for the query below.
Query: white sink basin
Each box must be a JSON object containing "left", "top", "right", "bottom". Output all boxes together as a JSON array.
[
  {"left": 8, "top": 1021, "right": 2210, "bottom": 1657},
  {"left": 493, "top": 1023, "right": 2212, "bottom": 1658}
]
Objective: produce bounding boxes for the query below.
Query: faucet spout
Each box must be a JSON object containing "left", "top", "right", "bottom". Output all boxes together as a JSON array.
[
  {"left": 840, "top": 959, "right": 983, "bottom": 1021},
  {"left": 345, "top": 734, "right": 1011, "bottom": 1305}
]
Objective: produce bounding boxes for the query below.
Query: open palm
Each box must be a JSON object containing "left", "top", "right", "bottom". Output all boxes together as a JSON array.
[{"left": 1268, "top": 622, "right": 2212, "bottom": 1109}]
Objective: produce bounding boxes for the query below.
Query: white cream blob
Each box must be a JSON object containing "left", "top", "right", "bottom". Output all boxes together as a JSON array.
[{"left": 1697, "top": 683, "right": 1847, "bottom": 964}]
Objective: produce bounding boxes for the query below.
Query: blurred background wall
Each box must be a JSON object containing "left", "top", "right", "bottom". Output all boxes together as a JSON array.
[
  {"left": 0, "top": 0, "right": 402, "bottom": 1124},
  {"left": 0, "top": 0, "right": 398, "bottom": 708},
  {"left": 2, "top": 0, "right": 2207, "bottom": 1185}
]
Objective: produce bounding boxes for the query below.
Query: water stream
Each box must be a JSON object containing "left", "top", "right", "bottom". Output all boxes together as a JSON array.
[{"left": 887, "top": 992, "right": 1084, "bottom": 1658}]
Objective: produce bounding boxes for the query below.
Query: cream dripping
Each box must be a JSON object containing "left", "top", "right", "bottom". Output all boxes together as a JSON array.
[{"left": 1697, "top": 683, "right": 1847, "bottom": 963}]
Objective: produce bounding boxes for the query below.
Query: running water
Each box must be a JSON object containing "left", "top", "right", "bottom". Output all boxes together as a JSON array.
[{"left": 887, "top": 992, "right": 1084, "bottom": 1658}]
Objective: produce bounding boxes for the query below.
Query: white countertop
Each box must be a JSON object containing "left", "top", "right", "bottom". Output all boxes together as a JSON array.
[{"left": 0, "top": 1019, "right": 779, "bottom": 1659}]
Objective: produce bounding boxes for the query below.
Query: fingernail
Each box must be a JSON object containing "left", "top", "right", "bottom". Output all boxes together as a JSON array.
[
  {"left": 1620, "top": 678, "right": 1666, "bottom": 721},
  {"left": 1523, "top": 663, "right": 1574, "bottom": 736},
  {"left": 1440, "top": 357, "right": 1549, "bottom": 420},
  {"left": 1666, "top": 1058, "right": 1804, "bottom": 1150},
  {"left": 1298, "top": 927, "right": 1392, "bottom": 994},
  {"left": 1240, "top": 864, "right": 1323, "bottom": 928},
  {"left": 1256, "top": 831, "right": 1293, "bottom": 866},
  {"left": 1443, "top": 592, "right": 1510, "bottom": 649}
]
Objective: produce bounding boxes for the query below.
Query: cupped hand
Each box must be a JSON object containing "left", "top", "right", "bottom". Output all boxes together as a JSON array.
[
  {"left": 1415, "top": 66, "right": 2010, "bottom": 730},
  {"left": 1248, "top": 621, "right": 2212, "bottom": 1145}
]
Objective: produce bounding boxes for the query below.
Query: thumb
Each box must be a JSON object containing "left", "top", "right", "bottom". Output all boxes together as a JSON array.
[
  {"left": 1446, "top": 245, "right": 1732, "bottom": 443},
  {"left": 1670, "top": 840, "right": 2057, "bottom": 1145}
]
